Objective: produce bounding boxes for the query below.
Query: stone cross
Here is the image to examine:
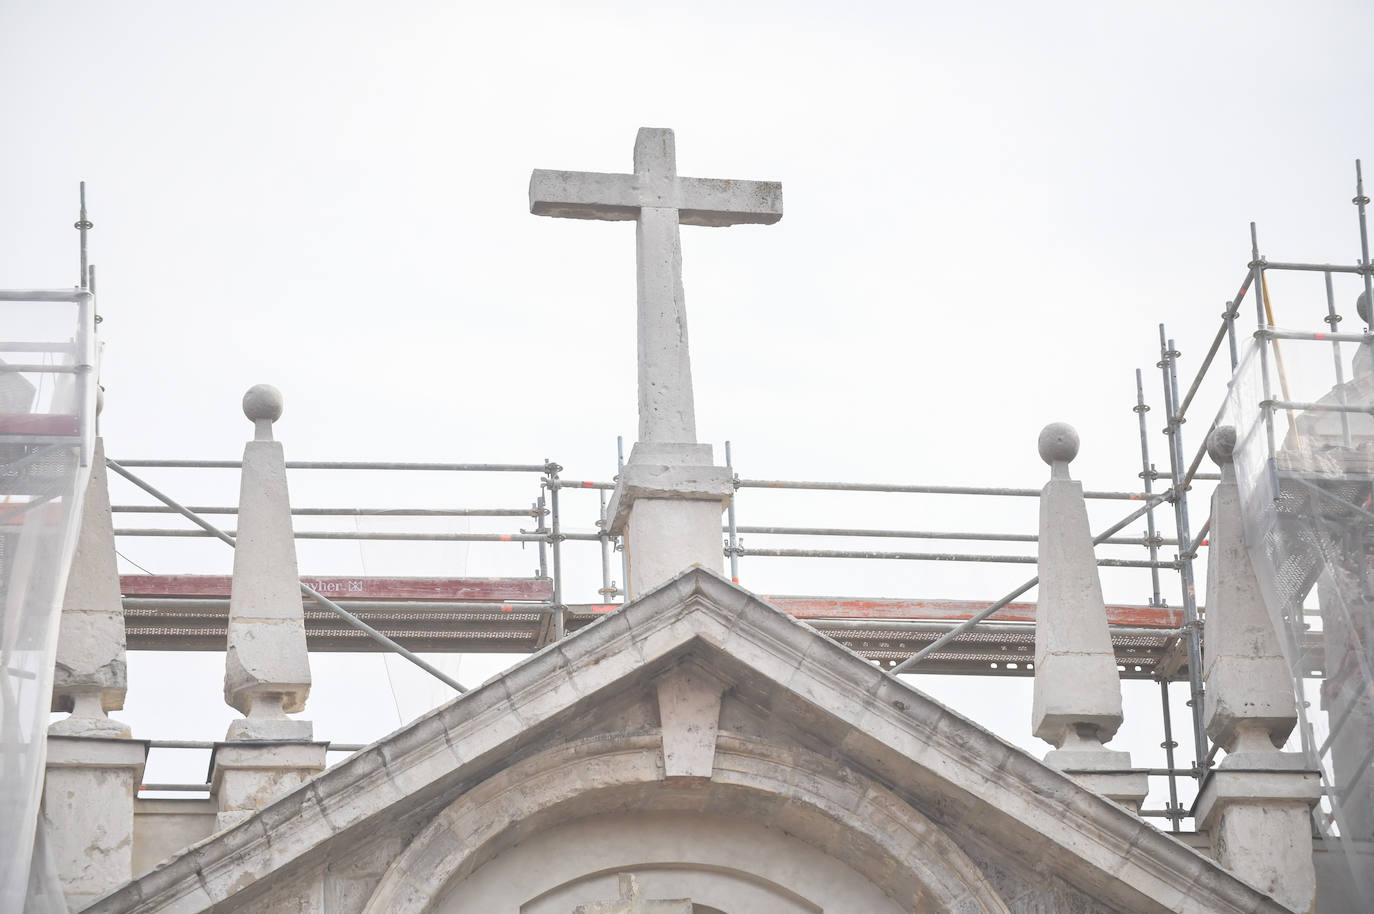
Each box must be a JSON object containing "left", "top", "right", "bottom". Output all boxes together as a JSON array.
[
  {"left": 573, "top": 873, "right": 692, "bottom": 914},
  {"left": 530, "top": 128, "right": 781, "bottom": 444}
]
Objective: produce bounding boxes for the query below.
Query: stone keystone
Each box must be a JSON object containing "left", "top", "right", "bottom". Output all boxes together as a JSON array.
[
  {"left": 223, "top": 384, "right": 312, "bottom": 740},
  {"left": 574, "top": 873, "right": 692, "bottom": 914}
]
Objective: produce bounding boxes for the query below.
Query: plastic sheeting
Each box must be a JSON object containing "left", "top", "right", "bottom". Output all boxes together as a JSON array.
[
  {"left": 0, "top": 292, "right": 95, "bottom": 912},
  {"left": 1221, "top": 336, "right": 1374, "bottom": 908}
]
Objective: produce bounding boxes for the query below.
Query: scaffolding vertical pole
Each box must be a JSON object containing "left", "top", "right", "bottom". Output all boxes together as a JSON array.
[
  {"left": 725, "top": 440, "right": 740, "bottom": 584},
  {"left": 1251, "top": 225, "right": 1281, "bottom": 503},
  {"left": 535, "top": 495, "right": 549, "bottom": 579},
  {"left": 1158, "top": 676, "right": 1182, "bottom": 832},
  {"left": 598, "top": 489, "right": 615, "bottom": 602},
  {"left": 1224, "top": 301, "right": 1240, "bottom": 372},
  {"left": 616, "top": 436, "right": 629, "bottom": 598},
  {"left": 545, "top": 459, "right": 565, "bottom": 640},
  {"left": 1356, "top": 160, "right": 1374, "bottom": 312},
  {"left": 1324, "top": 271, "right": 1352, "bottom": 447},
  {"left": 1158, "top": 324, "right": 1208, "bottom": 769},
  {"left": 1355, "top": 161, "right": 1374, "bottom": 391},
  {"left": 1134, "top": 370, "right": 1163, "bottom": 607},
  {"left": 76, "top": 181, "right": 92, "bottom": 289}
]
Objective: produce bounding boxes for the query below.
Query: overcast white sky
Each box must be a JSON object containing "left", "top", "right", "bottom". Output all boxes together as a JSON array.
[{"left": 5, "top": 2, "right": 1372, "bottom": 803}]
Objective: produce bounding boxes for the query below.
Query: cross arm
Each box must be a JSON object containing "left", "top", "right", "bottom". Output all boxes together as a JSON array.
[
  {"left": 529, "top": 170, "right": 640, "bottom": 221},
  {"left": 678, "top": 177, "right": 783, "bottom": 226}
]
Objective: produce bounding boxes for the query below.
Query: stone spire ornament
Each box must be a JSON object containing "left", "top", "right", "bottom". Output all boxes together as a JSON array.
[
  {"left": 530, "top": 128, "right": 782, "bottom": 597},
  {"left": 43, "top": 388, "right": 147, "bottom": 910},
  {"left": 213, "top": 385, "right": 326, "bottom": 830},
  {"left": 1194, "top": 426, "right": 1319, "bottom": 912},
  {"left": 1031, "top": 422, "right": 1146, "bottom": 810},
  {"left": 50, "top": 389, "right": 128, "bottom": 737},
  {"left": 223, "top": 384, "right": 312, "bottom": 739}
]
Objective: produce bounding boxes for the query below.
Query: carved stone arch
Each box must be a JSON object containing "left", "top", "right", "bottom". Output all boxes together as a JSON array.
[{"left": 364, "top": 731, "right": 1009, "bottom": 914}]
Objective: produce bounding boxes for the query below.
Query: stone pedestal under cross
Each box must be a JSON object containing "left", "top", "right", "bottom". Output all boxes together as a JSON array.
[
  {"left": 530, "top": 128, "right": 781, "bottom": 597},
  {"left": 573, "top": 873, "right": 692, "bottom": 914}
]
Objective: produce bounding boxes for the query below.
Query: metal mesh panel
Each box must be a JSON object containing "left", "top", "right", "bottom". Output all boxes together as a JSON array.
[{"left": 1222, "top": 338, "right": 1374, "bottom": 906}]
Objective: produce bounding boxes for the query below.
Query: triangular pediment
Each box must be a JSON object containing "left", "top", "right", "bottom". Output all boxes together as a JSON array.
[{"left": 89, "top": 568, "right": 1286, "bottom": 914}]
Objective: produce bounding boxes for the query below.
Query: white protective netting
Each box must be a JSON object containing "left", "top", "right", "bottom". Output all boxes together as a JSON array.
[
  {"left": 1221, "top": 334, "right": 1374, "bottom": 907},
  {"left": 0, "top": 292, "right": 95, "bottom": 912}
]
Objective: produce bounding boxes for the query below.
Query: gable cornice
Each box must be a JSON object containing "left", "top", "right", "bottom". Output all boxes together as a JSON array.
[{"left": 88, "top": 568, "right": 1285, "bottom": 914}]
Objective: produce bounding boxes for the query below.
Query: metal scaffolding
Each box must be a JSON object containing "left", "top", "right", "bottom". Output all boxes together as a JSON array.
[{"left": 22, "top": 167, "right": 1374, "bottom": 875}]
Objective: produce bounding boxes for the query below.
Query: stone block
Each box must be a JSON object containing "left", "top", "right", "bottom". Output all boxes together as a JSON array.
[
  {"left": 656, "top": 664, "right": 725, "bottom": 780},
  {"left": 43, "top": 736, "right": 147, "bottom": 911},
  {"left": 1194, "top": 754, "right": 1320, "bottom": 913},
  {"left": 1030, "top": 651, "right": 1124, "bottom": 746},
  {"left": 210, "top": 741, "right": 327, "bottom": 833}
]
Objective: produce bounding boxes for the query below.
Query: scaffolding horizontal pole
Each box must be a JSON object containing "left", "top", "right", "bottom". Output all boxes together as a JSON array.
[
  {"left": 1259, "top": 328, "right": 1373, "bottom": 344},
  {"left": 105, "top": 459, "right": 468, "bottom": 694},
  {"left": 549, "top": 479, "right": 615, "bottom": 490},
  {"left": 125, "top": 597, "right": 559, "bottom": 614},
  {"left": 1262, "top": 399, "right": 1373, "bottom": 415},
  {"left": 0, "top": 289, "right": 91, "bottom": 302},
  {"left": 1260, "top": 261, "right": 1372, "bottom": 275},
  {"left": 731, "top": 525, "right": 1178, "bottom": 546},
  {"left": 0, "top": 363, "right": 80, "bottom": 373},
  {"left": 887, "top": 494, "right": 1171, "bottom": 675},
  {"left": 805, "top": 618, "right": 1177, "bottom": 642},
  {"left": 139, "top": 784, "right": 211, "bottom": 793},
  {"left": 736, "top": 478, "right": 1147, "bottom": 500},
  {"left": 111, "top": 505, "right": 536, "bottom": 518},
  {"left": 735, "top": 546, "right": 1174, "bottom": 568},
  {"left": 112, "top": 459, "right": 547, "bottom": 472},
  {"left": 113, "top": 528, "right": 548, "bottom": 542},
  {"left": 0, "top": 341, "right": 79, "bottom": 353}
]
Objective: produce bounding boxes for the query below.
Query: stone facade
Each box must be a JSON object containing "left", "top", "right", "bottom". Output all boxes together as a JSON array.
[{"left": 87, "top": 570, "right": 1290, "bottom": 914}]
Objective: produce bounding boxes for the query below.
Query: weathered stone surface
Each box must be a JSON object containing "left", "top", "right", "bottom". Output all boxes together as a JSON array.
[
  {"left": 655, "top": 663, "right": 725, "bottom": 780},
  {"left": 1031, "top": 425, "right": 1124, "bottom": 747},
  {"left": 210, "top": 741, "right": 327, "bottom": 832},
  {"left": 573, "top": 873, "right": 691, "bottom": 914},
  {"left": 530, "top": 128, "right": 780, "bottom": 445},
  {"left": 1198, "top": 428, "right": 1319, "bottom": 910},
  {"left": 86, "top": 570, "right": 1294, "bottom": 914},
  {"left": 52, "top": 437, "right": 129, "bottom": 734},
  {"left": 224, "top": 388, "right": 311, "bottom": 722},
  {"left": 1202, "top": 427, "right": 1297, "bottom": 750},
  {"left": 133, "top": 798, "right": 217, "bottom": 878},
  {"left": 43, "top": 736, "right": 147, "bottom": 911},
  {"left": 1030, "top": 425, "right": 1140, "bottom": 808},
  {"left": 1196, "top": 748, "right": 1322, "bottom": 913}
]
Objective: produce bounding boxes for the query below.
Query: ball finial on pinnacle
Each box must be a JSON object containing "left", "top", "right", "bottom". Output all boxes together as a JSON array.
[
  {"left": 1038, "top": 422, "right": 1079, "bottom": 465},
  {"left": 1207, "top": 425, "right": 1237, "bottom": 465},
  {"left": 1358, "top": 290, "right": 1372, "bottom": 325},
  {"left": 242, "top": 384, "right": 284, "bottom": 424}
]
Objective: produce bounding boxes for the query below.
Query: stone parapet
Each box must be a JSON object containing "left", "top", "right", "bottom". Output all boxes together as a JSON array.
[
  {"left": 1195, "top": 753, "right": 1321, "bottom": 912},
  {"left": 1048, "top": 748, "right": 1150, "bottom": 814},
  {"left": 43, "top": 735, "right": 149, "bottom": 911},
  {"left": 210, "top": 741, "right": 327, "bottom": 832}
]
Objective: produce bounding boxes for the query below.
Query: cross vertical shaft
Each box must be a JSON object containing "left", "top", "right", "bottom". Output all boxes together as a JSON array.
[
  {"left": 530, "top": 127, "right": 781, "bottom": 596},
  {"left": 530, "top": 127, "right": 781, "bottom": 445}
]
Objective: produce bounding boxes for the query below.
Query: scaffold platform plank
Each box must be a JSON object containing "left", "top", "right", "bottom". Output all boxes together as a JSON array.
[{"left": 118, "top": 576, "right": 1211, "bottom": 678}]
